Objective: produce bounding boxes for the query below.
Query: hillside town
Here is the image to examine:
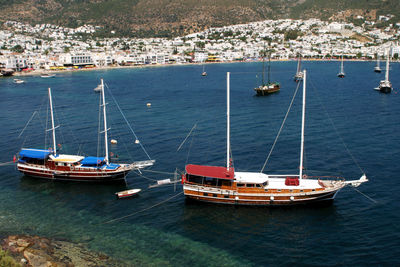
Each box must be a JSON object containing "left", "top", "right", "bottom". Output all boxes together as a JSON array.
[{"left": 0, "top": 17, "right": 399, "bottom": 75}]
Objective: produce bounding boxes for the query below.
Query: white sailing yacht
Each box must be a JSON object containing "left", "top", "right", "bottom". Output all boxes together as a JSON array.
[
  {"left": 337, "top": 54, "right": 345, "bottom": 78},
  {"left": 375, "top": 48, "right": 392, "bottom": 93},
  {"left": 294, "top": 54, "right": 303, "bottom": 82},
  {"left": 182, "top": 71, "right": 367, "bottom": 206},
  {"left": 374, "top": 55, "right": 382, "bottom": 73}
]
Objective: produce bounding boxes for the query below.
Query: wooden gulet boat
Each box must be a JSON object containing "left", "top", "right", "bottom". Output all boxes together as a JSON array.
[
  {"left": 17, "top": 79, "right": 155, "bottom": 182},
  {"left": 254, "top": 51, "right": 280, "bottom": 96},
  {"left": 182, "top": 71, "right": 367, "bottom": 206}
]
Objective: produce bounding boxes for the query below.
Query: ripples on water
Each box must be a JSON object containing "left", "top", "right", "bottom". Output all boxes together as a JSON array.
[{"left": 0, "top": 61, "right": 399, "bottom": 266}]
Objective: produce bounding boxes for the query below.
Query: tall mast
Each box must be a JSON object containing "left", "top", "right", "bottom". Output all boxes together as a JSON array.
[
  {"left": 296, "top": 54, "right": 301, "bottom": 73},
  {"left": 101, "top": 79, "right": 109, "bottom": 164},
  {"left": 48, "top": 87, "right": 57, "bottom": 154},
  {"left": 227, "top": 72, "right": 230, "bottom": 170},
  {"left": 261, "top": 50, "right": 265, "bottom": 85},
  {"left": 385, "top": 49, "right": 390, "bottom": 82},
  {"left": 341, "top": 54, "right": 344, "bottom": 72},
  {"left": 299, "top": 70, "right": 306, "bottom": 179},
  {"left": 267, "top": 54, "right": 271, "bottom": 84}
]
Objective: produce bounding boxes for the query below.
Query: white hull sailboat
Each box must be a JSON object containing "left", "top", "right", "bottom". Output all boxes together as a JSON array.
[
  {"left": 374, "top": 55, "right": 382, "bottom": 73},
  {"left": 337, "top": 54, "right": 345, "bottom": 78},
  {"left": 17, "top": 79, "right": 155, "bottom": 182},
  {"left": 375, "top": 48, "right": 392, "bottom": 93},
  {"left": 182, "top": 71, "right": 367, "bottom": 206},
  {"left": 294, "top": 54, "right": 303, "bottom": 82}
]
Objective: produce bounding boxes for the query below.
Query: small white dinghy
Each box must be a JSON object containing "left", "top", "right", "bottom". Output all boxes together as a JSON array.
[{"left": 115, "top": 188, "right": 141, "bottom": 199}]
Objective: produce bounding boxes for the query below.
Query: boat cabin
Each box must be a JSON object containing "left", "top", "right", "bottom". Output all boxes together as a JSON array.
[{"left": 184, "top": 164, "right": 234, "bottom": 188}]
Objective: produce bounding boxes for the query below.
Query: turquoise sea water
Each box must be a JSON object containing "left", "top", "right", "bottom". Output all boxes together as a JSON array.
[{"left": 0, "top": 61, "right": 399, "bottom": 266}]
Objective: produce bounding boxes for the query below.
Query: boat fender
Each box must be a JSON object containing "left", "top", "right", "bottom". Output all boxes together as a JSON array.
[
  {"left": 181, "top": 174, "right": 186, "bottom": 184},
  {"left": 270, "top": 196, "right": 274, "bottom": 201},
  {"left": 235, "top": 196, "right": 239, "bottom": 201},
  {"left": 290, "top": 196, "right": 294, "bottom": 201}
]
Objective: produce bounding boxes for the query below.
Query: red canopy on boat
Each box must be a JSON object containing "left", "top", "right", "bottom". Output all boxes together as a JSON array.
[{"left": 185, "top": 164, "right": 234, "bottom": 179}]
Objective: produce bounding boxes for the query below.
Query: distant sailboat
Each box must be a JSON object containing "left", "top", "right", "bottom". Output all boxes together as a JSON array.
[
  {"left": 374, "top": 55, "right": 382, "bottom": 73},
  {"left": 294, "top": 54, "right": 303, "bottom": 82},
  {"left": 337, "top": 54, "right": 345, "bottom": 78},
  {"left": 201, "top": 65, "right": 207, "bottom": 76},
  {"left": 254, "top": 50, "right": 280, "bottom": 95},
  {"left": 374, "top": 49, "right": 392, "bottom": 93}
]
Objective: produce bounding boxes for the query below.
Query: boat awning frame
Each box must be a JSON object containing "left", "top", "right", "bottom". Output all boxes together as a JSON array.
[{"left": 185, "top": 164, "right": 234, "bottom": 180}]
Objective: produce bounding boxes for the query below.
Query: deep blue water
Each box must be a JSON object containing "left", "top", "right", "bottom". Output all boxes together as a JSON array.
[{"left": 0, "top": 61, "right": 399, "bottom": 266}]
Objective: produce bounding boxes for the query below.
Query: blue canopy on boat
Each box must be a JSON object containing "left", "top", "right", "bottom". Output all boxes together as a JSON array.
[
  {"left": 80, "top": 156, "right": 105, "bottom": 166},
  {"left": 19, "top": 149, "right": 51, "bottom": 159}
]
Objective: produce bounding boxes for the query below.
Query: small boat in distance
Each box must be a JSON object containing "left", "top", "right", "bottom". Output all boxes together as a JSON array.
[
  {"left": 115, "top": 188, "right": 141, "bottom": 199},
  {"left": 94, "top": 84, "right": 102, "bottom": 92},
  {"left": 41, "top": 73, "right": 55, "bottom": 78},
  {"left": 14, "top": 79, "right": 25, "bottom": 84},
  {"left": 337, "top": 54, "right": 345, "bottom": 78},
  {"left": 254, "top": 51, "right": 280, "bottom": 95},
  {"left": 17, "top": 79, "right": 155, "bottom": 182},
  {"left": 374, "top": 55, "right": 382, "bottom": 73},
  {"left": 182, "top": 71, "right": 367, "bottom": 206},
  {"left": 294, "top": 54, "right": 303, "bottom": 82},
  {"left": 201, "top": 65, "right": 207, "bottom": 76},
  {"left": 374, "top": 48, "right": 392, "bottom": 93}
]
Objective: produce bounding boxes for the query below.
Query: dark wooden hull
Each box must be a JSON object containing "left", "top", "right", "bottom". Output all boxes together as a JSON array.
[
  {"left": 18, "top": 164, "right": 129, "bottom": 183},
  {"left": 379, "top": 86, "right": 392, "bottom": 94},
  {"left": 254, "top": 85, "right": 280, "bottom": 96},
  {"left": 183, "top": 187, "right": 340, "bottom": 206}
]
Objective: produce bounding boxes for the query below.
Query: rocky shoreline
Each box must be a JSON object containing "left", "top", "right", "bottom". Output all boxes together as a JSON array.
[{"left": 2, "top": 235, "right": 126, "bottom": 267}]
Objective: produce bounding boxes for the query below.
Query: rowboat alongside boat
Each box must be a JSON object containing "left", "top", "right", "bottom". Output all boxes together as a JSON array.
[{"left": 115, "top": 188, "right": 141, "bottom": 198}]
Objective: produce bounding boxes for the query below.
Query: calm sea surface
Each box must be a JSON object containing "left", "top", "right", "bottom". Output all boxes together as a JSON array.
[{"left": 0, "top": 61, "right": 399, "bottom": 266}]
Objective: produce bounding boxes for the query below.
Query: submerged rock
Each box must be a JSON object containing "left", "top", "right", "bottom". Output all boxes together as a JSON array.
[{"left": 2, "top": 235, "right": 126, "bottom": 267}]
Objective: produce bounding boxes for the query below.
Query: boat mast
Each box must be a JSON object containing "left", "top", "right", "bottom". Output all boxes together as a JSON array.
[
  {"left": 261, "top": 49, "right": 265, "bottom": 85},
  {"left": 267, "top": 54, "right": 271, "bottom": 84},
  {"left": 48, "top": 87, "right": 57, "bottom": 154},
  {"left": 340, "top": 54, "right": 344, "bottom": 73},
  {"left": 101, "top": 79, "right": 109, "bottom": 164},
  {"left": 385, "top": 49, "right": 390, "bottom": 82},
  {"left": 299, "top": 70, "right": 306, "bottom": 179},
  {"left": 227, "top": 72, "right": 230, "bottom": 170},
  {"left": 296, "top": 54, "right": 301, "bottom": 73}
]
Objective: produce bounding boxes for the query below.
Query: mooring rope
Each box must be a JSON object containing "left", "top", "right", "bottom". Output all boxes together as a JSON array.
[
  {"left": 101, "top": 191, "right": 183, "bottom": 224},
  {"left": 351, "top": 187, "right": 377, "bottom": 204},
  {"left": 0, "top": 161, "right": 14, "bottom": 166}
]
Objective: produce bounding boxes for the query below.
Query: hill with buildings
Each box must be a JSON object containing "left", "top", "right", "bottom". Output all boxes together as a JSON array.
[{"left": 0, "top": 0, "right": 399, "bottom": 37}]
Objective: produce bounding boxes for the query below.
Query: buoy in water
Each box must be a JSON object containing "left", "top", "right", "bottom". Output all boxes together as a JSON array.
[
  {"left": 135, "top": 139, "right": 140, "bottom": 144},
  {"left": 146, "top": 103, "right": 151, "bottom": 107},
  {"left": 110, "top": 139, "right": 118, "bottom": 144}
]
